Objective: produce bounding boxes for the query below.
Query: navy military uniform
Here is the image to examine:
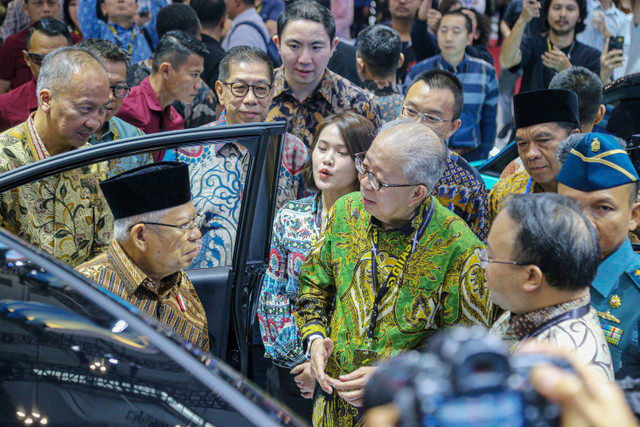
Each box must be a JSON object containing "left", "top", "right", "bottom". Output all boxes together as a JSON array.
[
  {"left": 590, "top": 238, "right": 640, "bottom": 376},
  {"left": 557, "top": 133, "right": 640, "bottom": 377}
]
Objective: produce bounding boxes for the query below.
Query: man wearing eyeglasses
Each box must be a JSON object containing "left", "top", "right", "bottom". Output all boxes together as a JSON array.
[
  {"left": 0, "top": 46, "right": 113, "bottom": 267},
  {"left": 0, "top": 18, "right": 71, "bottom": 132},
  {"left": 297, "top": 119, "right": 495, "bottom": 426},
  {"left": 117, "top": 31, "right": 208, "bottom": 161},
  {"left": 174, "top": 45, "right": 308, "bottom": 269},
  {"left": 405, "top": 11, "right": 498, "bottom": 161},
  {"left": 401, "top": 69, "right": 489, "bottom": 241},
  {"left": 0, "top": 0, "right": 81, "bottom": 94},
  {"left": 77, "top": 162, "right": 210, "bottom": 352},
  {"left": 77, "top": 38, "right": 152, "bottom": 176},
  {"left": 486, "top": 192, "right": 614, "bottom": 380}
]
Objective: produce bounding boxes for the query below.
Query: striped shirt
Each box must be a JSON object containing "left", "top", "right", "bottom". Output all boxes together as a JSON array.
[
  {"left": 406, "top": 54, "right": 499, "bottom": 159},
  {"left": 77, "top": 240, "right": 209, "bottom": 351}
]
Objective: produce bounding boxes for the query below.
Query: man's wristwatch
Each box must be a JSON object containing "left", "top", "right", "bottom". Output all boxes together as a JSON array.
[{"left": 303, "top": 333, "right": 323, "bottom": 360}]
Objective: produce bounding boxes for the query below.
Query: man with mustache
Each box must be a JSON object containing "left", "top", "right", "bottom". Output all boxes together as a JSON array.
[
  {"left": 77, "top": 162, "right": 210, "bottom": 351},
  {"left": 488, "top": 88, "right": 581, "bottom": 223},
  {"left": 499, "top": 0, "right": 601, "bottom": 92}
]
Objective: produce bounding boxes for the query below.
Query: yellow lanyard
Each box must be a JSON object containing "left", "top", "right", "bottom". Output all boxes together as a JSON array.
[{"left": 108, "top": 24, "right": 135, "bottom": 54}]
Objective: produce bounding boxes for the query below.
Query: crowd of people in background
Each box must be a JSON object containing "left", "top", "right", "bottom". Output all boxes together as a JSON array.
[{"left": 0, "top": 0, "right": 640, "bottom": 424}]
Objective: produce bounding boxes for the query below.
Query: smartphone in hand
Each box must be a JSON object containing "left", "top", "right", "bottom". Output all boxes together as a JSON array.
[{"left": 609, "top": 35, "right": 624, "bottom": 52}]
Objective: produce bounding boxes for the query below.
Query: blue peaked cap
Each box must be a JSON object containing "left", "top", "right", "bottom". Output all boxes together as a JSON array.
[{"left": 557, "top": 133, "right": 638, "bottom": 192}]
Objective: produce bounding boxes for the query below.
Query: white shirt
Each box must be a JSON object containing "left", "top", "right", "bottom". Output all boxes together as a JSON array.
[
  {"left": 577, "top": 0, "right": 630, "bottom": 80},
  {"left": 625, "top": 16, "right": 640, "bottom": 76}
]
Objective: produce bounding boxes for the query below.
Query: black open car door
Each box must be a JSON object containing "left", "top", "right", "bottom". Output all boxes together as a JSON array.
[{"left": 0, "top": 122, "right": 286, "bottom": 378}]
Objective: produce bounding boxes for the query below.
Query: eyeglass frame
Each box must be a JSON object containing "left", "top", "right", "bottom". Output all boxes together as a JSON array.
[
  {"left": 478, "top": 248, "right": 531, "bottom": 270},
  {"left": 400, "top": 104, "right": 452, "bottom": 126},
  {"left": 127, "top": 213, "right": 205, "bottom": 236},
  {"left": 25, "top": 51, "right": 46, "bottom": 66},
  {"left": 110, "top": 85, "right": 131, "bottom": 98},
  {"left": 354, "top": 152, "right": 425, "bottom": 191},
  {"left": 222, "top": 82, "right": 273, "bottom": 99}
]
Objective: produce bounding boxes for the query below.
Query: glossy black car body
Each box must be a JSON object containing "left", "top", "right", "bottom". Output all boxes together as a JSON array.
[{"left": 0, "top": 123, "right": 308, "bottom": 426}]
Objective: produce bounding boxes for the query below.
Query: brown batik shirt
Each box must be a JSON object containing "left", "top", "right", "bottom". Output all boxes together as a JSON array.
[{"left": 76, "top": 240, "right": 210, "bottom": 351}]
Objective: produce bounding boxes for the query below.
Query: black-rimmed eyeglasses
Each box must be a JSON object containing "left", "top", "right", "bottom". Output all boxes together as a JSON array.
[
  {"left": 223, "top": 82, "right": 272, "bottom": 99},
  {"left": 26, "top": 52, "right": 45, "bottom": 66},
  {"left": 354, "top": 152, "right": 425, "bottom": 191},
  {"left": 110, "top": 85, "right": 131, "bottom": 98}
]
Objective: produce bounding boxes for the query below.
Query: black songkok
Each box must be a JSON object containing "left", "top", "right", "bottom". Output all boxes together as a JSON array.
[
  {"left": 513, "top": 89, "right": 580, "bottom": 129},
  {"left": 100, "top": 162, "right": 191, "bottom": 220}
]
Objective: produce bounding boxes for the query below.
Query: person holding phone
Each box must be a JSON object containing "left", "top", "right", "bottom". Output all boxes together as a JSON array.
[
  {"left": 499, "top": 0, "right": 602, "bottom": 91},
  {"left": 600, "top": 34, "right": 626, "bottom": 83},
  {"left": 577, "top": 0, "right": 629, "bottom": 82}
]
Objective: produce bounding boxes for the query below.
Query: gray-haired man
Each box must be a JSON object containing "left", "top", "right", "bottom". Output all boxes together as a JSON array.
[
  {"left": 296, "top": 119, "right": 495, "bottom": 426},
  {"left": 0, "top": 46, "right": 113, "bottom": 267}
]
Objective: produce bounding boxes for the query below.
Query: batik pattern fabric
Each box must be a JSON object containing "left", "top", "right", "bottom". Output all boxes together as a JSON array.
[
  {"left": 268, "top": 68, "right": 381, "bottom": 147},
  {"left": 491, "top": 295, "right": 615, "bottom": 381},
  {"left": 296, "top": 193, "right": 495, "bottom": 426},
  {"left": 87, "top": 116, "right": 152, "bottom": 177},
  {"left": 257, "top": 195, "right": 318, "bottom": 368},
  {"left": 76, "top": 240, "right": 209, "bottom": 351},
  {"left": 434, "top": 151, "right": 489, "bottom": 241},
  {"left": 362, "top": 81, "right": 403, "bottom": 124},
  {"left": 0, "top": 116, "right": 113, "bottom": 267},
  {"left": 174, "top": 113, "right": 308, "bottom": 268},
  {"left": 488, "top": 169, "right": 542, "bottom": 225}
]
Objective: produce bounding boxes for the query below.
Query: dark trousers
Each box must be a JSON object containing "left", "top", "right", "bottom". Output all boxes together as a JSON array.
[{"left": 266, "top": 362, "right": 314, "bottom": 422}]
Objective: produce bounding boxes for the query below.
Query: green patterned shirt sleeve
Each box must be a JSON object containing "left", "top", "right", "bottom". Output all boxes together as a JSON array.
[{"left": 441, "top": 243, "right": 494, "bottom": 328}]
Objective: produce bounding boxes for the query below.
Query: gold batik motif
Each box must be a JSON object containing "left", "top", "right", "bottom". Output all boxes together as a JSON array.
[{"left": 488, "top": 170, "right": 543, "bottom": 225}]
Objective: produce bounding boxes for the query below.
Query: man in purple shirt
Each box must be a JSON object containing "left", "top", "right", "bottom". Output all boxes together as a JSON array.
[
  {"left": 117, "top": 31, "right": 207, "bottom": 160},
  {"left": 0, "top": 18, "right": 71, "bottom": 132}
]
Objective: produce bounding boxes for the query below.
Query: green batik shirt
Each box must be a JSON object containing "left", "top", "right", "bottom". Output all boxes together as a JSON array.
[{"left": 297, "top": 192, "right": 495, "bottom": 375}]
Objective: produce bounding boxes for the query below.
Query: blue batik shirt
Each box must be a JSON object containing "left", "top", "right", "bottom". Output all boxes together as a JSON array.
[{"left": 175, "top": 111, "right": 308, "bottom": 269}]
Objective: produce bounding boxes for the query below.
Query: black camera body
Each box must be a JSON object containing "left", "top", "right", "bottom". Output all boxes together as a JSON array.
[{"left": 365, "top": 327, "right": 572, "bottom": 427}]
